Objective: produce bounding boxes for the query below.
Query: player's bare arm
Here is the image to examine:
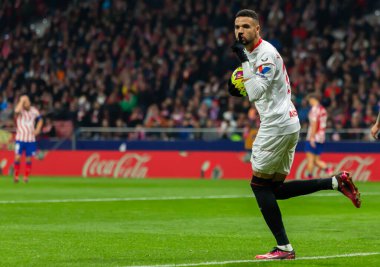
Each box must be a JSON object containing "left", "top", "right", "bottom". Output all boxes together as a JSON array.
[
  {"left": 14, "top": 95, "right": 27, "bottom": 114},
  {"left": 34, "top": 118, "right": 43, "bottom": 136},
  {"left": 309, "top": 120, "right": 318, "bottom": 147},
  {"left": 370, "top": 111, "right": 380, "bottom": 139}
]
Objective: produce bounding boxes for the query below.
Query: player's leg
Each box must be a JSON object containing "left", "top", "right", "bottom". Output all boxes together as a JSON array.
[
  {"left": 274, "top": 139, "right": 361, "bottom": 207},
  {"left": 24, "top": 142, "right": 36, "bottom": 182},
  {"left": 315, "top": 153, "right": 333, "bottom": 175},
  {"left": 24, "top": 157, "right": 31, "bottom": 183},
  {"left": 273, "top": 177, "right": 334, "bottom": 199},
  {"left": 314, "top": 155, "right": 327, "bottom": 169},
  {"left": 250, "top": 134, "right": 295, "bottom": 260},
  {"left": 273, "top": 171, "right": 360, "bottom": 206},
  {"left": 251, "top": 175, "right": 295, "bottom": 259},
  {"left": 305, "top": 152, "right": 315, "bottom": 179},
  {"left": 14, "top": 141, "right": 23, "bottom": 183}
]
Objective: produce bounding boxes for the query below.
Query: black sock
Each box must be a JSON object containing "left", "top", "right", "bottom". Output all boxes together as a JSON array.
[
  {"left": 251, "top": 176, "right": 289, "bottom": 245},
  {"left": 273, "top": 178, "right": 333, "bottom": 200}
]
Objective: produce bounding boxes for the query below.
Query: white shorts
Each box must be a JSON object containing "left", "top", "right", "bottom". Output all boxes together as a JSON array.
[{"left": 251, "top": 131, "right": 299, "bottom": 177}]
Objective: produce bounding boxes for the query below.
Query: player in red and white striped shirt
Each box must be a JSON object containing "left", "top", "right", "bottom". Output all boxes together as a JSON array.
[
  {"left": 305, "top": 93, "right": 333, "bottom": 179},
  {"left": 14, "top": 95, "right": 43, "bottom": 183}
]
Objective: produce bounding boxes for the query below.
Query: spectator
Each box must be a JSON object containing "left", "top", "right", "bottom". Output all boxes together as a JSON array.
[{"left": 0, "top": 0, "right": 378, "bottom": 141}]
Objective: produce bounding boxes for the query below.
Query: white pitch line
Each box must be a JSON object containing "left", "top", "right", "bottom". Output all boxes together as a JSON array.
[
  {"left": 0, "top": 195, "right": 250, "bottom": 204},
  {"left": 0, "top": 192, "right": 378, "bottom": 204},
  {"left": 122, "top": 252, "right": 380, "bottom": 267}
]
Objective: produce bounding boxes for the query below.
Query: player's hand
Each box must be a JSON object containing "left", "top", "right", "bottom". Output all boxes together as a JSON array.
[
  {"left": 371, "top": 124, "right": 380, "bottom": 139},
  {"left": 310, "top": 137, "right": 316, "bottom": 148},
  {"left": 228, "top": 79, "right": 245, "bottom": 97},
  {"left": 34, "top": 129, "right": 40, "bottom": 136},
  {"left": 231, "top": 36, "right": 248, "bottom": 63}
]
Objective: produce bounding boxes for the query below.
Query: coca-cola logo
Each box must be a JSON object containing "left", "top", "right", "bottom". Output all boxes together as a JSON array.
[
  {"left": 82, "top": 153, "right": 150, "bottom": 178},
  {"left": 295, "top": 156, "right": 375, "bottom": 181}
]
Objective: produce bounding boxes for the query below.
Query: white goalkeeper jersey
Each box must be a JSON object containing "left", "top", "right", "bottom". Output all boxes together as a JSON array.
[{"left": 242, "top": 38, "right": 300, "bottom": 136}]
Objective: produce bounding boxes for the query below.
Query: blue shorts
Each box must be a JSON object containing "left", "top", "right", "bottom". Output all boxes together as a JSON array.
[
  {"left": 15, "top": 141, "right": 36, "bottom": 157},
  {"left": 305, "top": 141, "right": 324, "bottom": 156}
]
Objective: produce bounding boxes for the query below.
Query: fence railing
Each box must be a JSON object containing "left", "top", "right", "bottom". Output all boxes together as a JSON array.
[
  {"left": 75, "top": 127, "right": 373, "bottom": 141},
  {"left": 1, "top": 127, "right": 376, "bottom": 151}
]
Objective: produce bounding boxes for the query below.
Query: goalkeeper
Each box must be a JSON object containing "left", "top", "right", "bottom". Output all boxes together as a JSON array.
[{"left": 229, "top": 9, "right": 361, "bottom": 260}]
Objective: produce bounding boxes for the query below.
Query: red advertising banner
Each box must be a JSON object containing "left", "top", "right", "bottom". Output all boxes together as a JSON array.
[{"left": 1, "top": 151, "right": 379, "bottom": 181}]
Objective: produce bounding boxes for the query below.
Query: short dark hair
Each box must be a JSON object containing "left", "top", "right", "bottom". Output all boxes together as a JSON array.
[
  {"left": 306, "top": 92, "right": 321, "bottom": 101},
  {"left": 235, "top": 9, "right": 259, "bottom": 22}
]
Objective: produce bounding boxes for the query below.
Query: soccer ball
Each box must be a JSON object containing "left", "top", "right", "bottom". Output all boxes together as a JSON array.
[{"left": 230, "top": 66, "right": 247, "bottom": 97}]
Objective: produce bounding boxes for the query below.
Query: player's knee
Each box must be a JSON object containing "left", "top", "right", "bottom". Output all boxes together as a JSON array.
[
  {"left": 272, "top": 183, "right": 287, "bottom": 200},
  {"left": 250, "top": 175, "right": 272, "bottom": 192}
]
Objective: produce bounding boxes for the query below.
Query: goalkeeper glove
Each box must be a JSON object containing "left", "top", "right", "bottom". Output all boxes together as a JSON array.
[
  {"left": 231, "top": 36, "right": 248, "bottom": 63},
  {"left": 228, "top": 79, "right": 245, "bottom": 97}
]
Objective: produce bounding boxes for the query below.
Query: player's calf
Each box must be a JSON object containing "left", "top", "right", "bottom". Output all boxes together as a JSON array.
[
  {"left": 14, "top": 161, "right": 20, "bottom": 183},
  {"left": 24, "top": 161, "right": 32, "bottom": 183}
]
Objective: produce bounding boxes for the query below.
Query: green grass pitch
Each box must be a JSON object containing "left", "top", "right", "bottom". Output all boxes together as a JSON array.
[{"left": 0, "top": 177, "right": 379, "bottom": 267}]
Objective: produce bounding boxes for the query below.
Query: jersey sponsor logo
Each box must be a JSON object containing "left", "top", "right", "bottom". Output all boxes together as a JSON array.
[
  {"left": 255, "top": 73, "right": 267, "bottom": 79},
  {"left": 255, "top": 65, "right": 271, "bottom": 79}
]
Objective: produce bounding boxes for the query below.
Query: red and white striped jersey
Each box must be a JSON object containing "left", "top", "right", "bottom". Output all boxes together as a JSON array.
[
  {"left": 307, "top": 105, "right": 327, "bottom": 143},
  {"left": 15, "top": 106, "right": 40, "bottom": 142}
]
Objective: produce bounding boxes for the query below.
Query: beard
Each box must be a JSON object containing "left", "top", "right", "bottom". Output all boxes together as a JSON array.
[
  {"left": 242, "top": 38, "right": 253, "bottom": 45},
  {"left": 238, "top": 33, "right": 254, "bottom": 45}
]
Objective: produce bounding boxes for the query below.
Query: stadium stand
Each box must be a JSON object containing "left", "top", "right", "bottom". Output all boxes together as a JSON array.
[{"left": 0, "top": 0, "right": 379, "bottom": 140}]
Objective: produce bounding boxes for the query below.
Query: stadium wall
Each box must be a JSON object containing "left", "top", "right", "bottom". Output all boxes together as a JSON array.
[{"left": 1, "top": 150, "right": 379, "bottom": 181}]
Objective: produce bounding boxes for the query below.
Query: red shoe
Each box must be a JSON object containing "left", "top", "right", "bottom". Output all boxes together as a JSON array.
[
  {"left": 255, "top": 247, "right": 295, "bottom": 260},
  {"left": 335, "top": 171, "right": 361, "bottom": 208}
]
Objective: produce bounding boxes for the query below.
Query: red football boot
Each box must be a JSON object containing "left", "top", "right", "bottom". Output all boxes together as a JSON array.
[
  {"left": 335, "top": 171, "right": 361, "bottom": 208},
  {"left": 255, "top": 247, "right": 295, "bottom": 260}
]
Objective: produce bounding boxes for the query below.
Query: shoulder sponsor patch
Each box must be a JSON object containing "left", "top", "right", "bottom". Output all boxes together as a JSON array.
[{"left": 258, "top": 65, "right": 271, "bottom": 74}]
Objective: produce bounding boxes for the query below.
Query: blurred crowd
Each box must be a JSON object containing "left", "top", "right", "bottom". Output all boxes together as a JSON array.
[{"left": 0, "top": 0, "right": 379, "bottom": 141}]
